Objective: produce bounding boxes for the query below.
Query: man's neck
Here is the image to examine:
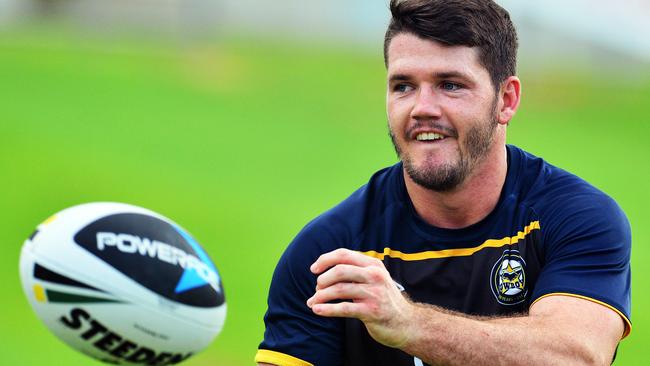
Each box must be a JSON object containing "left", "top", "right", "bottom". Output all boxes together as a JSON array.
[{"left": 404, "top": 142, "right": 508, "bottom": 229}]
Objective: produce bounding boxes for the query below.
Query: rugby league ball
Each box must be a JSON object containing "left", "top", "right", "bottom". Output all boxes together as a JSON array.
[{"left": 19, "top": 202, "right": 226, "bottom": 365}]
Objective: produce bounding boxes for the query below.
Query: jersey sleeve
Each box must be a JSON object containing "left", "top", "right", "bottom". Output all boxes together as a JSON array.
[
  {"left": 531, "top": 190, "right": 632, "bottom": 337},
  {"left": 256, "top": 221, "right": 344, "bottom": 365}
]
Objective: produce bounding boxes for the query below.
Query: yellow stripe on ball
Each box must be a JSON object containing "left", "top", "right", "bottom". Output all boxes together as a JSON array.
[{"left": 33, "top": 284, "right": 47, "bottom": 302}]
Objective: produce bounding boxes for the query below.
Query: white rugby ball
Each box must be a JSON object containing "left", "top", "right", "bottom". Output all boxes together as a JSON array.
[{"left": 19, "top": 202, "right": 226, "bottom": 365}]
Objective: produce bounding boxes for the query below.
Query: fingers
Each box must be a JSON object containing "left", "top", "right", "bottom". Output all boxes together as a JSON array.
[
  {"left": 306, "top": 250, "right": 413, "bottom": 348},
  {"left": 307, "top": 282, "right": 368, "bottom": 308},
  {"left": 311, "top": 248, "right": 382, "bottom": 275},
  {"left": 311, "top": 301, "right": 364, "bottom": 318},
  {"left": 308, "top": 249, "right": 390, "bottom": 319},
  {"left": 316, "top": 264, "right": 372, "bottom": 290}
]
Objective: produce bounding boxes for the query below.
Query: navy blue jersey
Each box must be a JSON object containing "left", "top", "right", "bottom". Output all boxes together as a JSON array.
[{"left": 256, "top": 145, "right": 632, "bottom": 366}]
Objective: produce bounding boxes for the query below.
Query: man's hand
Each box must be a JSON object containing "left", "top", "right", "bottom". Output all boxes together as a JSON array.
[{"left": 306, "top": 248, "right": 414, "bottom": 348}]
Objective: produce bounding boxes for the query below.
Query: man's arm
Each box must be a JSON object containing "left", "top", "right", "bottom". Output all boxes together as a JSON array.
[
  {"left": 402, "top": 295, "right": 622, "bottom": 365},
  {"left": 307, "top": 249, "right": 625, "bottom": 366}
]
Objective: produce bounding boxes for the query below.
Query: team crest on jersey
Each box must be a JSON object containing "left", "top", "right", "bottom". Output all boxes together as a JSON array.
[{"left": 490, "top": 250, "right": 527, "bottom": 305}]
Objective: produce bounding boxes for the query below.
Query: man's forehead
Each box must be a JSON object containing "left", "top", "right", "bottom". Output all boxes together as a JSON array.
[{"left": 386, "top": 33, "right": 485, "bottom": 78}]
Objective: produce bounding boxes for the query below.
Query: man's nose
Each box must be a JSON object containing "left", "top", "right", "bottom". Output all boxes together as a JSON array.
[{"left": 410, "top": 86, "right": 442, "bottom": 120}]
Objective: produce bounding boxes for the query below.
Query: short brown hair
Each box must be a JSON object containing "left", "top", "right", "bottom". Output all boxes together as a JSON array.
[{"left": 384, "top": 0, "right": 518, "bottom": 88}]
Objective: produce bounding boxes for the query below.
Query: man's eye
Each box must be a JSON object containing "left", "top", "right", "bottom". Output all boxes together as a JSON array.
[
  {"left": 394, "top": 84, "right": 413, "bottom": 93},
  {"left": 441, "top": 82, "right": 462, "bottom": 91}
]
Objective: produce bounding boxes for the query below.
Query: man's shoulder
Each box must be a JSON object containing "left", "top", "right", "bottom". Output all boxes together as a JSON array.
[
  {"left": 511, "top": 146, "right": 628, "bottom": 236},
  {"left": 513, "top": 146, "right": 617, "bottom": 204}
]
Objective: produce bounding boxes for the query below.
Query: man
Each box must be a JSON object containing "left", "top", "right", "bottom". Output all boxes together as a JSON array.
[{"left": 256, "top": 0, "right": 631, "bottom": 365}]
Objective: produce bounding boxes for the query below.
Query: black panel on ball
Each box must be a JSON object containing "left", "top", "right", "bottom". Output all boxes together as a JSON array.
[{"left": 74, "top": 213, "right": 224, "bottom": 308}]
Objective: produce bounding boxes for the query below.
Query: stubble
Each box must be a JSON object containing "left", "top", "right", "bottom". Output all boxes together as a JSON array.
[{"left": 389, "top": 102, "right": 498, "bottom": 192}]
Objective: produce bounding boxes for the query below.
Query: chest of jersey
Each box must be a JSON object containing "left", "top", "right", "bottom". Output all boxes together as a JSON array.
[{"left": 345, "top": 216, "right": 543, "bottom": 365}]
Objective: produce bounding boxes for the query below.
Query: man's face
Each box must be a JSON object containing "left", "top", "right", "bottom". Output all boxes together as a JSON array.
[{"left": 386, "top": 33, "right": 500, "bottom": 192}]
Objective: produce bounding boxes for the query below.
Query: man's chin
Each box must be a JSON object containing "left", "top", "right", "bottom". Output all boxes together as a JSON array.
[
  {"left": 403, "top": 160, "right": 467, "bottom": 192},
  {"left": 409, "top": 156, "right": 457, "bottom": 175}
]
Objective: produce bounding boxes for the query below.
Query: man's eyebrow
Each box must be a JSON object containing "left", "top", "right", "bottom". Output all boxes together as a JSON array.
[
  {"left": 388, "top": 74, "right": 412, "bottom": 83},
  {"left": 388, "top": 71, "right": 474, "bottom": 83},
  {"left": 433, "top": 71, "right": 472, "bottom": 81}
]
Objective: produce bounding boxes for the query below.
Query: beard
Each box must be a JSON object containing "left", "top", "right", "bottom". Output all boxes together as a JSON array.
[{"left": 389, "top": 105, "right": 498, "bottom": 192}]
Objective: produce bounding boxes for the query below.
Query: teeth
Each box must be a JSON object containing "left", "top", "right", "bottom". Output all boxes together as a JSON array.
[{"left": 416, "top": 132, "right": 444, "bottom": 141}]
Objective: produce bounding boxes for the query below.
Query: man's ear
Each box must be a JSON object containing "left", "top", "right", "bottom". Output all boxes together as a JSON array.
[{"left": 497, "top": 76, "right": 521, "bottom": 125}]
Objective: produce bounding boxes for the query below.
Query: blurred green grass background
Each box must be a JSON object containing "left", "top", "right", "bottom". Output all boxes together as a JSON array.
[{"left": 1, "top": 29, "right": 648, "bottom": 365}]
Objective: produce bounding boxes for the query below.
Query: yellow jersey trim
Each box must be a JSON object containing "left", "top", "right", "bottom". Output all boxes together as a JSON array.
[
  {"left": 530, "top": 292, "right": 632, "bottom": 339},
  {"left": 361, "top": 221, "right": 540, "bottom": 261},
  {"left": 255, "top": 349, "right": 314, "bottom": 366}
]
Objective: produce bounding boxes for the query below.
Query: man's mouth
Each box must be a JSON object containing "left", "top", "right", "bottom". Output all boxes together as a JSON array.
[{"left": 415, "top": 132, "right": 446, "bottom": 142}]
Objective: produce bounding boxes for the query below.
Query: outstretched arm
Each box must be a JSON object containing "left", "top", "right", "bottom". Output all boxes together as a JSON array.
[{"left": 307, "top": 249, "right": 624, "bottom": 366}]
